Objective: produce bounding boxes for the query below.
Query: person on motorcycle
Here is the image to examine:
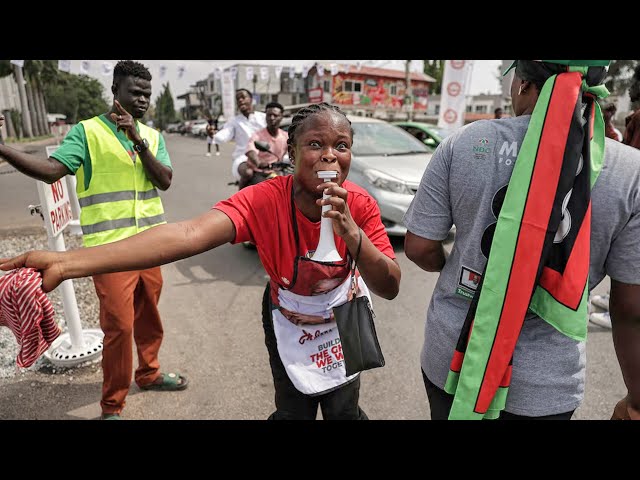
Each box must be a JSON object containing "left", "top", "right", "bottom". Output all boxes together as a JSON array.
[
  {"left": 213, "top": 89, "right": 266, "bottom": 183},
  {"left": 240, "top": 102, "right": 289, "bottom": 189}
]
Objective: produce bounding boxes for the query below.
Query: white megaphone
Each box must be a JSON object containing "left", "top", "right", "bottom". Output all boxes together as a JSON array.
[{"left": 312, "top": 170, "right": 343, "bottom": 262}]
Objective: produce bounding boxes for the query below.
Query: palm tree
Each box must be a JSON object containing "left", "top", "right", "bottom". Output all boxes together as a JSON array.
[
  {"left": 24, "top": 74, "right": 41, "bottom": 136},
  {"left": 24, "top": 60, "right": 49, "bottom": 136},
  {"left": 12, "top": 63, "right": 33, "bottom": 138}
]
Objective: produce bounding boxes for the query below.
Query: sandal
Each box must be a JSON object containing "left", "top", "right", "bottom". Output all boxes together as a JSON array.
[
  {"left": 140, "top": 372, "right": 189, "bottom": 391},
  {"left": 100, "top": 413, "right": 121, "bottom": 420}
]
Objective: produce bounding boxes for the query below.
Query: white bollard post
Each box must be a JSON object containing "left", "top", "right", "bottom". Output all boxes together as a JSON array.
[
  {"left": 47, "top": 232, "right": 85, "bottom": 348},
  {"left": 65, "top": 175, "right": 83, "bottom": 236},
  {"left": 35, "top": 178, "right": 103, "bottom": 368}
]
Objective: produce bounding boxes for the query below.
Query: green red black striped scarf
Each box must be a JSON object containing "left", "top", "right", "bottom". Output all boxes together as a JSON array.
[{"left": 445, "top": 66, "right": 609, "bottom": 420}]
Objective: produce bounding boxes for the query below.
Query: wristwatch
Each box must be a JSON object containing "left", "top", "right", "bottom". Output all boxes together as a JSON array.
[{"left": 133, "top": 138, "right": 149, "bottom": 153}]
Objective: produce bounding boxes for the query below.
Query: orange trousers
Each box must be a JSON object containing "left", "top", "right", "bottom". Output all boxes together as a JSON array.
[{"left": 92, "top": 267, "right": 164, "bottom": 414}]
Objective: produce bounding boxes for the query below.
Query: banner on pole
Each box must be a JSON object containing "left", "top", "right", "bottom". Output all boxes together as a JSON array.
[
  {"left": 101, "top": 62, "right": 113, "bottom": 76},
  {"left": 80, "top": 61, "right": 91, "bottom": 74},
  {"left": 222, "top": 69, "right": 236, "bottom": 120},
  {"left": 58, "top": 60, "right": 71, "bottom": 73},
  {"left": 437, "top": 60, "right": 472, "bottom": 131}
]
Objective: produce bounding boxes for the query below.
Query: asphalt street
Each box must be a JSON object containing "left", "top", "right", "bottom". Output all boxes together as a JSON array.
[{"left": 0, "top": 133, "right": 622, "bottom": 420}]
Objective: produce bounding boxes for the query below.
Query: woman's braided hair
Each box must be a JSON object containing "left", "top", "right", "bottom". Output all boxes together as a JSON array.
[{"left": 287, "top": 102, "right": 354, "bottom": 146}]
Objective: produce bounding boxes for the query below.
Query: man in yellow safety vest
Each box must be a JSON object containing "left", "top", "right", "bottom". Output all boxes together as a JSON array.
[{"left": 0, "top": 60, "right": 187, "bottom": 420}]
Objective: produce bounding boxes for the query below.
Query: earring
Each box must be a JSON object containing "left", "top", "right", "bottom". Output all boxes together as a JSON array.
[{"left": 518, "top": 84, "right": 526, "bottom": 96}]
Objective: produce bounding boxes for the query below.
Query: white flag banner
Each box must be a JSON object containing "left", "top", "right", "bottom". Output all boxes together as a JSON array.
[
  {"left": 260, "top": 66, "right": 269, "bottom": 81},
  {"left": 246, "top": 66, "right": 254, "bottom": 81},
  {"left": 159, "top": 64, "right": 167, "bottom": 79},
  {"left": 10, "top": 60, "right": 24, "bottom": 67},
  {"left": 177, "top": 64, "right": 186, "bottom": 79},
  {"left": 230, "top": 66, "right": 238, "bottom": 81},
  {"left": 288, "top": 66, "right": 296, "bottom": 79},
  {"left": 80, "top": 61, "right": 91, "bottom": 74},
  {"left": 437, "top": 60, "right": 472, "bottom": 131},
  {"left": 302, "top": 64, "right": 310, "bottom": 78},
  {"left": 330, "top": 63, "right": 339, "bottom": 76},
  {"left": 214, "top": 67, "right": 222, "bottom": 80},
  {"left": 274, "top": 65, "right": 283, "bottom": 79},
  {"left": 317, "top": 65, "right": 325, "bottom": 77},
  {"left": 222, "top": 69, "right": 236, "bottom": 120},
  {"left": 102, "top": 62, "right": 113, "bottom": 76},
  {"left": 58, "top": 60, "right": 71, "bottom": 73}
]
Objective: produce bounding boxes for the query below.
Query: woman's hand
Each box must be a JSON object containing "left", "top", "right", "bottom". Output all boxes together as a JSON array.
[
  {"left": 0, "top": 251, "right": 65, "bottom": 292},
  {"left": 317, "top": 182, "right": 359, "bottom": 241}
]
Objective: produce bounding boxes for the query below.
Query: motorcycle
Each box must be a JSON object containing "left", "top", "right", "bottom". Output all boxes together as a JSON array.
[
  {"left": 228, "top": 140, "right": 293, "bottom": 188},
  {"left": 246, "top": 140, "right": 293, "bottom": 186}
]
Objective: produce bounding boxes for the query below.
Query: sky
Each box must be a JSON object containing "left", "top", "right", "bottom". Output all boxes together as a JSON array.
[{"left": 74, "top": 60, "right": 503, "bottom": 108}]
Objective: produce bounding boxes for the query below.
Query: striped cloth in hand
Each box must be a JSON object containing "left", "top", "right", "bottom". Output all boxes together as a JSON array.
[{"left": 0, "top": 268, "right": 61, "bottom": 368}]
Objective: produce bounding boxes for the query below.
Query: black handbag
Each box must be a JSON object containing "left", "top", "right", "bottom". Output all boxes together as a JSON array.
[{"left": 333, "top": 229, "right": 385, "bottom": 376}]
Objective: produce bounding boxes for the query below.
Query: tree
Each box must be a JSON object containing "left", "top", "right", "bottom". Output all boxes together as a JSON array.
[
  {"left": 628, "top": 64, "right": 640, "bottom": 111},
  {"left": 154, "top": 83, "right": 177, "bottom": 131},
  {"left": 423, "top": 60, "right": 444, "bottom": 95},
  {"left": 12, "top": 64, "right": 33, "bottom": 138},
  {"left": 605, "top": 60, "right": 638, "bottom": 95},
  {"left": 24, "top": 60, "right": 50, "bottom": 136},
  {"left": 43, "top": 73, "right": 108, "bottom": 123}
]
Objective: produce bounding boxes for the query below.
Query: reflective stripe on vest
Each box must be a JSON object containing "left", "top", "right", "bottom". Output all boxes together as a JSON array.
[
  {"left": 78, "top": 188, "right": 160, "bottom": 207},
  {"left": 77, "top": 117, "right": 165, "bottom": 247}
]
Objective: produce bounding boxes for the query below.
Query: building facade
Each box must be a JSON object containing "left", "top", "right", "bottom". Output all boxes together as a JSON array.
[
  {"left": 179, "top": 63, "right": 307, "bottom": 120},
  {"left": 306, "top": 64, "right": 435, "bottom": 119}
]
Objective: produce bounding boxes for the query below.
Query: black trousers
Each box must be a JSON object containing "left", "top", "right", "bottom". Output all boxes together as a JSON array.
[
  {"left": 262, "top": 283, "right": 368, "bottom": 420},
  {"left": 422, "top": 369, "right": 574, "bottom": 420}
]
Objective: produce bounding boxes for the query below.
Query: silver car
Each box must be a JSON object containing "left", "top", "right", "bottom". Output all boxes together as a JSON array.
[{"left": 281, "top": 115, "right": 432, "bottom": 236}]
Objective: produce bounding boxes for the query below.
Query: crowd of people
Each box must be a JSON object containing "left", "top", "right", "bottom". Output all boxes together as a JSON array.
[{"left": 0, "top": 59, "right": 638, "bottom": 421}]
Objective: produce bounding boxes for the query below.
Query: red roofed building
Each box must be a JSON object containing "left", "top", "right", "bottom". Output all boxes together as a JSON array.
[{"left": 306, "top": 64, "right": 435, "bottom": 118}]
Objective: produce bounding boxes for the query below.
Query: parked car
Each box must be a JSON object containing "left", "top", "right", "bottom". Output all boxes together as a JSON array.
[
  {"left": 189, "top": 119, "right": 209, "bottom": 137},
  {"left": 165, "top": 122, "right": 182, "bottom": 133},
  {"left": 280, "top": 115, "right": 432, "bottom": 236},
  {"left": 392, "top": 121, "right": 454, "bottom": 152}
]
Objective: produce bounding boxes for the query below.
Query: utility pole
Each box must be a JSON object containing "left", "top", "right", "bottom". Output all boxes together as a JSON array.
[{"left": 405, "top": 60, "right": 413, "bottom": 121}]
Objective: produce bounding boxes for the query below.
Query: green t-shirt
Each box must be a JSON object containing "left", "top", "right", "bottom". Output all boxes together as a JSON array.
[{"left": 50, "top": 114, "right": 172, "bottom": 190}]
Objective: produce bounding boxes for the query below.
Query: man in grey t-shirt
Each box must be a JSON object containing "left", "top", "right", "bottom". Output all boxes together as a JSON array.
[{"left": 404, "top": 60, "right": 640, "bottom": 420}]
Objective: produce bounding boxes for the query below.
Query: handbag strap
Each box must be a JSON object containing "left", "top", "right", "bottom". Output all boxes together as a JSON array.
[{"left": 349, "top": 229, "right": 363, "bottom": 294}]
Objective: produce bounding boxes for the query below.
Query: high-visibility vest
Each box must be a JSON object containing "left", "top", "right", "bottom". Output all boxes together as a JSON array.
[{"left": 76, "top": 117, "right": 166, "bottom": 247}]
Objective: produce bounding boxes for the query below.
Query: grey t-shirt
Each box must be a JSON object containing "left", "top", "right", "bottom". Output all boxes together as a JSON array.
[{"left": 403, "top": 115, "right": 640, "bottom": 416}]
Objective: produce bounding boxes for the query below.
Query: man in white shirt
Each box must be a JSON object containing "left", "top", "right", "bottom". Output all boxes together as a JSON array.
[{"left": 214, "top": 89, "right": 267, "bottom": 181}]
